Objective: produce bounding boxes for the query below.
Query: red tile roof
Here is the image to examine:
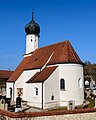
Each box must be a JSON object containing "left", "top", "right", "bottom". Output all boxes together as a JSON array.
[
  {"left": 27, "top": 66, "right": 58, "bottom": 83},
  {"left": 7, "top": 56, "right": 31, "bottom": 82},
  {"left": 0, "top": 70, "right": 14, "bottom": 79},
  {"left": 8, "top": 40, "right": 83, "bottom": 82}
]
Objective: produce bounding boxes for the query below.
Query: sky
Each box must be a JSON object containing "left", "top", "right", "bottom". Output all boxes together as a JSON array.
[{"left": 0, "top": 0, "right": 96, "bottom": 70}]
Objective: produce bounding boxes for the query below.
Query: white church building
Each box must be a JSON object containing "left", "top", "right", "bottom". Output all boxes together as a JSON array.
[{"left": 6, "top": 12, "right": 84, "bottom": 109}]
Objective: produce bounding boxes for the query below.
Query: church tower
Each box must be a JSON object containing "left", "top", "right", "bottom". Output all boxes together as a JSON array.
[{"left": 25, "top": 12, "right": 40, "bottom": 54}]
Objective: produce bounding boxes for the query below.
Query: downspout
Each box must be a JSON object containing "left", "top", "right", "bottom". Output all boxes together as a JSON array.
[
  {"left": 13, "top": 82, "right": 15, "bottom": 101},
  {"left": 42, "top": 82, "right": 44, "bottom": 109}
]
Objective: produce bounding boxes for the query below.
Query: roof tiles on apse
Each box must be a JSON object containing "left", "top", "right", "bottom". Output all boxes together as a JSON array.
[{"left": 8, "top": 40, "right": 83, "bottom": 82}]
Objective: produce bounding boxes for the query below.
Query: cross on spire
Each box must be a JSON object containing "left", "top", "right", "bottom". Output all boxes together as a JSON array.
[{"left": 32, "top": 9, "right": 34, "bottom": 21}]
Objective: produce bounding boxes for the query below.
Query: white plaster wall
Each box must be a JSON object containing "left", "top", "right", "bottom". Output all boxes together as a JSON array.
[
  {"left": 15, "top": 69, "right": 40, "bottom": 101},
  {"left": 6, "top": 82, "right": 14, "bottom": 100},
  {"left": 27, "top": 83, "right": 42, "bottom": 108},
  {"left": 26, "top": 34, "right": 38, "bottom": 54},
  {"left": 14, "top": 72, "right": 25, "bottom": 101},
  {"left": 59, "top": 64, "right": 84, "bottom": 106},
  {"left": 43, "top": 67, "right": 59, "bottom": 109},
  {"left": 23, "top": 69, "right": 40, "bottom": 101}
]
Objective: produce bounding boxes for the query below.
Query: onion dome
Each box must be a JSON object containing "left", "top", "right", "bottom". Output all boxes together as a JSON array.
[{"left": 25, "top": 12, "right": 40, "bottom": 36}]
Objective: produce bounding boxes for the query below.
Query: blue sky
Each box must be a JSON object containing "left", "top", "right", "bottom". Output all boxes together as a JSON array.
[{"left": 0, "top": 0, "right": 96, "bottom": 70}]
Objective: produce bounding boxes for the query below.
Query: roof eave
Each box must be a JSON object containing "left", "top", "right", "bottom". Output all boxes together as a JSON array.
[
  {"left": 24, "top": 67, "right": 42, "bottom": 71},
  {"left": 47, "top": 62, "right": 84, "bottom": 66},
  {"left": 27, "top": 81, "right": 44, "bottom": 83}
]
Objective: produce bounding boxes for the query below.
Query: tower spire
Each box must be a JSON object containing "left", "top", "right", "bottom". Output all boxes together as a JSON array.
[
  {"left": 25, "top": 12, "right": 40, "bottom": 54},
  {"left": 32, "top": 9, "right": 34, "bottom": 21}
]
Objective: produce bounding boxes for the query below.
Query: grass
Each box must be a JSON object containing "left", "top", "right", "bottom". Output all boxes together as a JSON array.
[
  {"left": 87, "top": 98, "right": 95, "bottom": 108},
  {"left": 49, "top": 98, "right": 95, "bottom": 111},
  {"left": 48, "top": 106, "right": 67, "bottom": 111}
]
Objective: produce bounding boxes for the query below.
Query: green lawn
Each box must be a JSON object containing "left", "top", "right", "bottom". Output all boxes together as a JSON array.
[{"left": 87, "top": 98, "right": 95, "bottom": 108}]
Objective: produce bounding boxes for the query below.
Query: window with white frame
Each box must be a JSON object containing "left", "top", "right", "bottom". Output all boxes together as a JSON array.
[{"left": 78, "top": 78, "right": 82, "bottom": 88}]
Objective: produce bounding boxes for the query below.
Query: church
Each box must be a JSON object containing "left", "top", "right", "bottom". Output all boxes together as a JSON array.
[{"left": 6, "top": 12, "right": 84, "bottom": 109}]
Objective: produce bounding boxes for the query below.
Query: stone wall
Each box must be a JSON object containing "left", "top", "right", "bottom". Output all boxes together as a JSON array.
[
  {"left": 2, "top": 112, "right": 96, "bottom": 120},
  {"left": 1, "top": 108, "right": 96, "bottom": 120}
]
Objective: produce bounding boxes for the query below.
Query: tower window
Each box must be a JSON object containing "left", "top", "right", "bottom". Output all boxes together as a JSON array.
[
  {"left": 31, "top": 39, "right": 32, "bottom": 42},
  {"left": 35, "top": 87, "right": 38, "bottom": 95},
  {"left": 60, "top": 79, "right": 65, "bottom": 90}
]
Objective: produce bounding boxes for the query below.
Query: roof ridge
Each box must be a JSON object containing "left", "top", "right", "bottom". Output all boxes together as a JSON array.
[
  {"left": 26, "top": 40, "right": 70, "bottom": 54},
  {"left": 69, "top": 42, "right": 82, "bottom": 62},
  {"left": 65, "top": 40, "right": 69, "bottom": 62},
  {"left": 37, "top": 40, "right": 70, "bottom": 50}
]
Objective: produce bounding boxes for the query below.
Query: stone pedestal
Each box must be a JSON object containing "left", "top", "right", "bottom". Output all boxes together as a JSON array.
[{"left": 67, "top": 100, "right": 75, "bottom": 110}]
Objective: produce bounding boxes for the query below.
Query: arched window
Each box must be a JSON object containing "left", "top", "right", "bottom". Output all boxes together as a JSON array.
[
  {"left": 60, "top": 79, "right": 65, "bottom": 90},
  {"left": 35, "top": 87, "right": 38, "bottom": 95},
  {"left": 78, "top": 78, "right": 82, "bottom": 88},
  {"left": 51, "top": 95, "right": 54, "bottom": 100}
]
